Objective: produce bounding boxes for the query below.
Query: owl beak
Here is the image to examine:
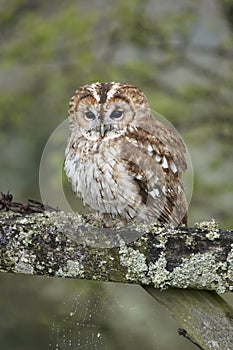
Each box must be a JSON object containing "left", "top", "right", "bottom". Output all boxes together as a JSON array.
[
  {"left": 100, "top": 123, "right": 106, "bottom": 137},
  {"left": 95, "top": 123, "right": 113, "bottom": 137}
]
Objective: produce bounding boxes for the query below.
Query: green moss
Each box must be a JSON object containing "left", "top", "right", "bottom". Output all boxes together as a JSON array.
[
  {"left": 56, "top": 260, "right": 85, "bottom": 278},
  {"left": 227, "top": 244, "right": 233, "bottom": 289},
  {"left": 185, "top": 235, "right": 194, "bottom": 246},
  {"left": 119, "top": 239, "right": 148, "bottom": 284},
  {"left": 0, "top": 212, "right": 232, "bottom": 293},
  {"left": 171, "top": 253, "right": 229, "bottom": 294},
  {"left": 195, "top": 220, "right": 220, "bottom": 241},
  {"left": 148, "top": 253, "right": 170, "bottom": 289}
]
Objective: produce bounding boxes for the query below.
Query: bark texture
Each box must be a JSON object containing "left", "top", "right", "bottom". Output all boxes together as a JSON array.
[
  {"left": 0, "top": 211, "right": 232, "bottom": 293},
  {"left": 1, "top": 210, "right": 233, "bottom": 349}
]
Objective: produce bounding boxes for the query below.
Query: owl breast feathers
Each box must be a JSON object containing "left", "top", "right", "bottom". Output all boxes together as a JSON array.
[{"left": 64, "top": 82, "right": 188, "bottom": 226}]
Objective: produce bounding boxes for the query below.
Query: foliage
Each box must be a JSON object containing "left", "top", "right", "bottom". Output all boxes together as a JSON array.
[
  {"left": 0, "top": 1, "right": 233, "bottom": 349},
  {"left": 0, "top": 0, "right": 232, "bottom": 227}
]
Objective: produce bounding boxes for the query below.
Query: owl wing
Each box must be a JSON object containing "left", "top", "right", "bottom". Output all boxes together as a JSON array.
[
  {"left": 122, "top": 116, "right": 187, "bottom": 225},
  {"left": 131, "top": 113, "right": 187, "bottom": 172}
]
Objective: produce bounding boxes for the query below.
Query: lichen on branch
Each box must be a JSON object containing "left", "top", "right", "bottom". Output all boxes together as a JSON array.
[{"left": 0, "top": 211, "right": 232, "bottom": 293}]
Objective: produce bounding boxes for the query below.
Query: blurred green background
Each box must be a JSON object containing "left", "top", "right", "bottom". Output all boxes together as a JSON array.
[{"left": 0, "top": 0, "right": 232, "bottom": 349}]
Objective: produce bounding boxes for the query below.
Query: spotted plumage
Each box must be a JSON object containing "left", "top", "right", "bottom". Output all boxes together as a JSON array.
[{"left": 64, "top": 82, "right": 187, "bottom": 226}]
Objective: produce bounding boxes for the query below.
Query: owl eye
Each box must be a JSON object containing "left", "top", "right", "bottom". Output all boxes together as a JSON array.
[
  {"left": 110, "top": 110, "right": 123, "bottom": 120},
  {"left": 85, "top": 111, "right": 96, "bottom": 120}
]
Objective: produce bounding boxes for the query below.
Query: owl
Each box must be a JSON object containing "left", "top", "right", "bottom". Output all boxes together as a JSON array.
[{"left": 64, "top": 82, "right": 188, "bottom": 226}]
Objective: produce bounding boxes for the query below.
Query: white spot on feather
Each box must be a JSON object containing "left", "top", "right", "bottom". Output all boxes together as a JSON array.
[
  {"left": 155, "top": 154, "right": 161, "bottom": 163},
  {"left": 106, "top": 82, "right": 121, "bottom": 100},
  {"left": 147, "top": 144, "right": 153, "bottom": 153},
  {"left": 126, "top": 137, "right": 139, "bottom": 147},
  {"left": 170, "top": 161, "right": 177, "bottom": 173},
  {"left": 88, "top": 83, "right": 100, "bottom": 102},
  {"left": 93, "top": 142, "right": 98, "bottom": 152},
  {"left": 162, "top": 156, "right": 168, "bottom": 169},
  {"left": 149, "top": 188, "right": 160, "bottom": 198}
]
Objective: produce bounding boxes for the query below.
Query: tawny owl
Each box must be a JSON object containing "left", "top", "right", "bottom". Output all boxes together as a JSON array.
[{"left": 64, "top": 82, "right": 188, "bottom": 226}]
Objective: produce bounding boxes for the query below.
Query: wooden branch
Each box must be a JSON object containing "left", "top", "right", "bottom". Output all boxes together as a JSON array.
[
  {"left": 1, "top": 210, "right": 233, "bottom": 349},
  {"left": 0, "top": 210, "right": 232, "bottom": 293},
  {"left": 144, "top": 287, "right": 233, "bottom": 350}
]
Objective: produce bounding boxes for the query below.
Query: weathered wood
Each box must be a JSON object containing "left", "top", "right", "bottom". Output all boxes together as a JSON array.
[
  {"left": 1, "top": 210, "right": 233, "bottom": 349},
  {"left": 144, "top": 287, "right": 233, "bottom": 350},
  {"left": 0, "top": 210, "right": 232, "bottom": 293}
]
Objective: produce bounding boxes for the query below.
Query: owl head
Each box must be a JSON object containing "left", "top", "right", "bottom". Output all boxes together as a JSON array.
[{"left": 68, "top": 82, "right": 150, "bottom": 140}]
